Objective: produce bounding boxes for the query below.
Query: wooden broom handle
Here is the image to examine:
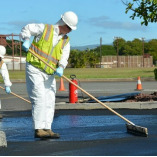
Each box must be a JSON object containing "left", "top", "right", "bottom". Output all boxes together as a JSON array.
[
  {"left": 0, "top": 86, "right": 31, "bottom": 104},
  {"left": 29, "top": 49, "right": 134, "bottom": 125}
]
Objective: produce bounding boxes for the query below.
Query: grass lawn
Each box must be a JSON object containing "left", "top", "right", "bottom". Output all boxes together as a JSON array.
[
  {"left": 2, "top": 67, "right": 155, "bottom": 82},
  {"left": 64, "top": 67, "right": 155, "bottom": 79}
]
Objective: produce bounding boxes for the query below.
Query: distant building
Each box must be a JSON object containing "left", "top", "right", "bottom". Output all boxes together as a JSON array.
[{"left": 3, "top": 56, "right": 26, "bottom": 70}]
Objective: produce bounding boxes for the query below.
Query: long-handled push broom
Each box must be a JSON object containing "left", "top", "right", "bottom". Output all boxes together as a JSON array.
[
  {"left": 0, "top": 86, "right": 31, "bottom": 104},
  {"left": 27, "top": 49, "right": 148, "bottom": 137}
]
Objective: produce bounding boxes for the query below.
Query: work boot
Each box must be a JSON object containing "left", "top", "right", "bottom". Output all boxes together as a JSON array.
[
  {"left": 44, "top": 129, "right": 60, "bottom": 139},
  {"left": 34, "top": 129, "right": 51, "bottom": 138}
]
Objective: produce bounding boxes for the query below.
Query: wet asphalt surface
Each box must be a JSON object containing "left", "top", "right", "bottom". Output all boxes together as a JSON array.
[{"left": 0, "top": 82, "right": 157, "bottom": 155}]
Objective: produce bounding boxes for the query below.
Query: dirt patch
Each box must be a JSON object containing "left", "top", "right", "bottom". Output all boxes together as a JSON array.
[{"left": 125, "top": 92, "right": 157, "bottom": 102}]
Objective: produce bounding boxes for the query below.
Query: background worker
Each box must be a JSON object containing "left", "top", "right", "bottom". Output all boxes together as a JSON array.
[
  {"left": 0, "top": 45, "right": 12, "bottom": 94},
  {"left": 20, "top": 11, "right": 78, "bottom": 139}
]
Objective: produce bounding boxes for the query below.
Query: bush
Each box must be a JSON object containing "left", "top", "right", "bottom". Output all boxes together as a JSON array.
[{"left": 154, "top": 68, "right": 157, "bottom": 80}]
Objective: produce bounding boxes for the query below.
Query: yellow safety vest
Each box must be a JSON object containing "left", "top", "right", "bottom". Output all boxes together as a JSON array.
[{"left": 26, "top": 24, "right": 69, "bottom": 74}]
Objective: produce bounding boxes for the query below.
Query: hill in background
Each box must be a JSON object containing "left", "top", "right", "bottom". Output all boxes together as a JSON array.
[{"left": 71, "top": 44, "right": 99, "bottom": 50}]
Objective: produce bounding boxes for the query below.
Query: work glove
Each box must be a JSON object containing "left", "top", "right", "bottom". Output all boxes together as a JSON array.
[
  {"left": 5, "top": 86, "right": 11, "bottom": 94},
  {"left": 22, "top": 39, "right": 30, "bottom": 52},
  {"left": 55, "top": 66, "right": 64, "bottom": 77}
]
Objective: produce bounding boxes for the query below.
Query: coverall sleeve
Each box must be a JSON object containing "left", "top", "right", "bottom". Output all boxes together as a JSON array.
[
  {"left": 0, "top": 63, "right": 12, "bottom": 87},
  {"left": 20, "top": 23, "right": 45, "bottom": 40},
  {"left": 59, "top": 41, "right": 70, "bottom": 69}
]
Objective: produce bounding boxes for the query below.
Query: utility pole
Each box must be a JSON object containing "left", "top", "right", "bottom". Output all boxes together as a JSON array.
[
  {"left": 114, "top": 37, "right": 121, "bottom": 68},
  {"left": 116, "top": 39, "right": 119, "bottom": 68},
  {"left": 141, "top": 37, "right": 145, "bottom": 67},
  {"left": 139, "top": 37, "right": 145, "bottom": 67},
  {"left": 100, "top": 37, "right": 102, "bottom": 68}
]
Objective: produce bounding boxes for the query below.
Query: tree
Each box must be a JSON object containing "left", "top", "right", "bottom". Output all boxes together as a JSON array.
[
  {"left": 94, "top": 45, "right": 116, "bottom": 56},
  {"left": 145, "top": 39, "right": 157, "bottom": 63},
  {"left": 122, "top": 0, "right": 157, "bottom": 25},
  {"left": 130, "top": 38, "right": 143, "bottom": 55},
  {"left": 69, "top": 49, "right": 81, "bottom": 68},
  {"left": 69, "top": 49, "right": 99, "bottom": 68},
  {"left": 86, "top": 50, "right": 99, "bottom": 68},
  {"left": 69, "top": 49, "right": 88, "bottom": 68},
  {"left": 113, "top": 38, "right": 145, "bottom": 56},
  {"left": 121, "top": 43, "right": 133, "bottom": 55},
  {"left": 113, "top": 38, "right": 126, "bottom": 55}
]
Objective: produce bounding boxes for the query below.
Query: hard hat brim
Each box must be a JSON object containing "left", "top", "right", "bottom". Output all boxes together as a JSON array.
[{"left": 70, "top": 25, "right": 77, "bottom": 30}]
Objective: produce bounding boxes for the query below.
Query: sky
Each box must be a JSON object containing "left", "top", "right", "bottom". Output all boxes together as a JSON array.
[{"left": 1, "top": 0, "right": 157, "bottom": 47}]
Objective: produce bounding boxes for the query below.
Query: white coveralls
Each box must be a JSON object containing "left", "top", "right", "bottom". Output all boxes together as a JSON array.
[
  {"left": 20, "top": 24, "right": 70, "bottom": 129},
  {"left": 0, "top": 62, "right": 12, "bottom": 87}
]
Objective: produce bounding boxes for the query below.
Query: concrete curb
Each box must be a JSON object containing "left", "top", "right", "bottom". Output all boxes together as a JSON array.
[
  {"left": 55, "top": 101, "right": 157, "bottom": 110},
  {"left": 0, "top": 131, "right": 7, "bottom": 148},
  {"left": 10, "top": 77, "right": 156, "bottom": 83}
]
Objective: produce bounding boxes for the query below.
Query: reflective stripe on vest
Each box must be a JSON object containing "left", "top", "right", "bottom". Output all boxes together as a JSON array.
[
  {"left": 44, "top": 35, "right": 69, "bottom": 70},
  {"left": 30, "top": 43, "right": 58, "bottom": 65},
  {"left": 44, "top": 24, "right": 52, "bottom": 41},
  {"left": 61, "top": 35, "right": 68, "bottom": 49}
]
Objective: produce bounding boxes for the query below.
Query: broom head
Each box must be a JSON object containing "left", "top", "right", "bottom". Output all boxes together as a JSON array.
[{"left": 126, "top": 123, "right": 148, "bottom": 137}]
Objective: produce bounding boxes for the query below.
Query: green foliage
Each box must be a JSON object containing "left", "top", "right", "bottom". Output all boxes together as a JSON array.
[
  {"left": 113, "top": 38, "right": 126, "bottom": 55},
  {"left": 154, "top": 68, "right": 157, "bottom": 80},
  {"left": 69, "top": 45, "right": 116, "bottom": 68},
  {"left": 69, "top": 50, "right": 86, "bottom": 68},
  {"left": 122, "top": 0, "right": 157, "bottom": 25},
  {"left": 125, "top": 39, "right": 143, "bottom": 55},
  {"left": 86, "top": 50, "right": 99, "bottom": 68},
  {"left": 94, "top": 45, "right": 116, "bottom": 56},
  {"left": 113, "top": 38, "right": 144, "bottom": 56},
  {"left": 69, "top": 37, "right": 157, "bottom": 67},
  {"left": 145, "top": 39, "right": 157, "bottom": 63},
  {"left": 5, "top": 39, "right": 27, "bottom": 56},
  {"left": 69, "top": 49, "right": 99, "bottom": 68}
]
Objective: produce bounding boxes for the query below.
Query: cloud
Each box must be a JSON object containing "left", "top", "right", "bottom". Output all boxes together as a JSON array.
[
  {"left": 0, "top": 20, "right": 40, "bottom": 30},
  {"left": 88, "top": 16, "right": 147, "bottom": 31}
]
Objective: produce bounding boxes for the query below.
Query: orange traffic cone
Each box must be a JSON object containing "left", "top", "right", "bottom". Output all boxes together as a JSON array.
[
  {"left": 136, "top": 76, "right": 143, "bottom": 90},
  {"left": 58, "top": 78, "right": 66, "bottom": 91}
]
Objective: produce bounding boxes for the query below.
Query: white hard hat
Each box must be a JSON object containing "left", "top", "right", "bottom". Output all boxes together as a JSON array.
[
  {"left": 0, "top": 45, "right": 6, "bottom": 58},
  {"left": 61, "top": 11, "right": 78, "bottom": 30}
]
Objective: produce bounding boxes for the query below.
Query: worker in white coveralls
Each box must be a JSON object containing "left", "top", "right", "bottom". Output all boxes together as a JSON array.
[
  {"left": 20, "top": 11, "right": 78, "bottom": 139},
  {"left": 0, "top": 45, "right": 12, "bottom": 94}
]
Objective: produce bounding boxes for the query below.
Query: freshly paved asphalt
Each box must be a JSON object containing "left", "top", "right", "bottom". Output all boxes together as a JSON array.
[
  {"left": 0, "top": 81, "right": 157, "bottom": 155},
  {"left": 0, "top": 109, "right": 157, "bottom": 156}
]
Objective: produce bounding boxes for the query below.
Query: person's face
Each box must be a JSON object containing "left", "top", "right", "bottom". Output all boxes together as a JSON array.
[{"left": 59, "top": 25, "right": 72, "bottom": 35}]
